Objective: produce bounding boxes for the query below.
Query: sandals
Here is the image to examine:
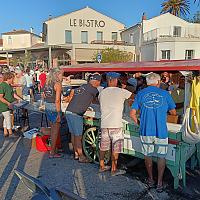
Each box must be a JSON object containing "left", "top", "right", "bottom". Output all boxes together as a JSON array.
[
  {"left": 49, "top": 153, "right": 64, "bottom": 159},
  {"left": 111, "top": 169, "right": 126, "bottom": 176},
  {"left": 156, "top": 185, "right": 164, "bottom": 193},
  {"left": 99, "top": 165, "right": 111, "bottom": 173},
  {"left": 78, "top": 157, "right": 92, "bottom": 163},
  {"left": 74, "top": 154, "right": 79, "bottom": 160},
  {"left": 57, "top": 148, "right": 64, "bottom": 153},
  {"left": 145, "top": 178, "right": 155, "bottom": 189}
]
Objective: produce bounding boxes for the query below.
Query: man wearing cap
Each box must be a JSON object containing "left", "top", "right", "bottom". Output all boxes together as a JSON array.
[
  {"left": 130, "top": 73, "right": 176, "bottom": 192},
  {"left": 65, "top": 74, "right": 101, "bottom": 163},
  {"left": 99, "top": 72, "right": 132, "bottom": 176}
]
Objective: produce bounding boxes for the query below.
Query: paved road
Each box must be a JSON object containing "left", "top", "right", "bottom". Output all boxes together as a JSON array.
[{"left": 0, "top": 111, "right": 200, "bottom": 200}]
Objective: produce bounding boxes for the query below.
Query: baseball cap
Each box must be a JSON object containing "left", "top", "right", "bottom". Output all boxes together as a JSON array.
[
  {"left": 89, "top": 74, "right": 101, "bottom": 81},
  {"left": 127, "top": 78, "right": 137, "bottom": 87},
  {"left": 106, "top": 72, "right": 120, "bottom": 80}
]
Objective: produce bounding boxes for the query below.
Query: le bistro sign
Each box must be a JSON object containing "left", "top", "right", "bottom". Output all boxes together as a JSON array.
[{"left": 70, "top": 19, "right": 106, "bottom": 28}]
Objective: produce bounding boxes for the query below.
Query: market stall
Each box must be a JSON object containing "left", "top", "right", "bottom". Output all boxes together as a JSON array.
[{"left": 62, "top": 59, "right": 200, "bottom": 189}]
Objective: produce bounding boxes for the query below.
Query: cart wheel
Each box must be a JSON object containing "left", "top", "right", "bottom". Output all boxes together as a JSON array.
[{"left": 83, "top": 127, "right": 110, "bottom": 164}]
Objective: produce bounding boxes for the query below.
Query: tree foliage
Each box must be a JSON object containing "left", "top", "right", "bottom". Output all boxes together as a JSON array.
[
  {"left": 9, "top": 51, "right": 32, "bottom": 69},
  {"left": 161, "top": 0, "right": 190, "bottom": 17},
  {"left": 93, "top": 48, "right": 133, "bottom": 63}
]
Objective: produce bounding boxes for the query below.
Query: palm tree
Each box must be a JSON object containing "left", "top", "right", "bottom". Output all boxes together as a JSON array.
[{"left": 161, "top": 0, "right": 190, "bottom": 17}]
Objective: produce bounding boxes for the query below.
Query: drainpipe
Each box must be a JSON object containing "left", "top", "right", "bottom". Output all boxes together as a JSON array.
[{"left": 6, "top": 51, "right": 9, "bottom": 66}]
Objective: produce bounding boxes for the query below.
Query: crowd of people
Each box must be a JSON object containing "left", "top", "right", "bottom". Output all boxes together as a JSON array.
[
  {"left": 0, "top": 64, "right": 189, "bottom": 193},
  {"left": 0, "top": 65, "right": 49, "bottom": 136}
]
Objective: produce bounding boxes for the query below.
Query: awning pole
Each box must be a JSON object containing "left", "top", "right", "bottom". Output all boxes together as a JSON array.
[{"left": 49, "top": 46, "right": 52, "bottom": 68}]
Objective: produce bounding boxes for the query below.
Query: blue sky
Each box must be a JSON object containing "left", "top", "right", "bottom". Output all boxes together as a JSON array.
[{"left": 0, "top": 0, "right": 199, "bottom": 35}]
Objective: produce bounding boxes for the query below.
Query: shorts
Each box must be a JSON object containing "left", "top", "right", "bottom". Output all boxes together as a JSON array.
[
  {"left": 140, "top": 136, "right": 168, "bottom": 158},
  {"left": 65, "top": 111, "right": 83, "bottom": 136},
  {"left": 45, "top": 102, "right": 61, "bottom": 123},
  {"left": 2, "top": 110, "right": 12, "bottom": 129},
  {"left": 100, "top": 128, "right": 124, "bottom": 153}
]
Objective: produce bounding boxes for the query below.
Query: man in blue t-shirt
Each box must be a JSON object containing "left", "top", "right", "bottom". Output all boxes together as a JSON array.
[{"left": 130, "top": 73, "right": 176, "bottom": 192}]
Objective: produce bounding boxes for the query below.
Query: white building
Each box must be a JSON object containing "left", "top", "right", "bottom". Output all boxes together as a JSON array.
[
  {"left": 2, "top": 29, "right": 42, "bottom": 50},
  {"left": 121, "top": 13, "right": 200, "bottom": 61},
  {"left": 43, "top": 6, "right": 135, "bottom": 64}
]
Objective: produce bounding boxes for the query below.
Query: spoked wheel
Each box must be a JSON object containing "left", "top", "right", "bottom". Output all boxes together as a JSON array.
[{"left": 82, "top": 127, "right": 110, "bottom": 164}]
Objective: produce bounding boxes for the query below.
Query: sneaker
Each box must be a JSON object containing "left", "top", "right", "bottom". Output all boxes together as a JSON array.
[
  {"left": 49, "top": 153, "right": 64, "bottom": 159},
  {"left": 111, "top": 169, "right": 126, "bottom": 176}
]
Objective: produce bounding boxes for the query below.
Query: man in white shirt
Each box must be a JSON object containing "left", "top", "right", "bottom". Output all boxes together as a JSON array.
[
  {"left": 24, "top": 68, "right": 34, "bottom": 100},
  {"left": 99, "top": 72, "right": 132, "bottom": 176}
]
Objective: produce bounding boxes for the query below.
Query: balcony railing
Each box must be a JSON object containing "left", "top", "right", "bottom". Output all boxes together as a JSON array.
[
  {"left": 143, "top": 27, "right": 200, "bottom": 42},
  {"left": 91, "top": 40, "right": 127, "bottom": 45}
]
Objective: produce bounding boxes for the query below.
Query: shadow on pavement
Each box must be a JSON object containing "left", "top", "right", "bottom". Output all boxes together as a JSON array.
[{"left": 0, "top": 136, "right": 31, "bottom": 200}]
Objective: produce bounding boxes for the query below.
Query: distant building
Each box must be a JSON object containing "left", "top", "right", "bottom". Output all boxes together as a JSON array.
[
  {"left": 0, "top": 29, "right": 70, "bottom": 67},
  {"left": 121, "top": 13, "right": 200, "bottom": 61},
  {"left": 43, "top": 6, "right": 135, "bottom": 64},
  {"left": 0, "top": 38, "right": 7, "bottom": 65},
  {"left": 0, "top": 38, "right": 3, "bottom": 51},
  {"left": 2, "top": 29, "right": 42, "bottom": 50}
]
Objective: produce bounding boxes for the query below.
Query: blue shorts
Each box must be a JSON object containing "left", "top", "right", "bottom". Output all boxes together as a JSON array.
[
  {"left": 45, "top": 102, "right": 61, "bottom": 123},
  {"left": 65, "top": 111, "right": 83, "bottom": 136}
]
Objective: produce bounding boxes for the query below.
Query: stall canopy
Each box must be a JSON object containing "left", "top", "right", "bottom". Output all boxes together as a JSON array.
[{"left": 62, "top": 59, "right": 200, "bottom": 72}]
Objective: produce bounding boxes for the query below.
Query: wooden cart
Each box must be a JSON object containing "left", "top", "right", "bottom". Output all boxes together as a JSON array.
[{"left": 82, "top": 109, "right": 200, "bottom": 189}]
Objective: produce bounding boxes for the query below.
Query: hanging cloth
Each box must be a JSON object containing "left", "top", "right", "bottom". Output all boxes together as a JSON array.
[
  {"left": 181, "top": 108, "right": 200, "bottom": 144},
  {"left": 189, "top": 77, "right": 200, "bottom": 131}
]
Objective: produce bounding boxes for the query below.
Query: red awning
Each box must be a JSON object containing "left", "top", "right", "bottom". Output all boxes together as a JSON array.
[{"left": 63, "top": 59, "right": 200, "bottom": 72}]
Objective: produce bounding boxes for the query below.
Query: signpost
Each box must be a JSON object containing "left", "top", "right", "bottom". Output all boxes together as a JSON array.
[{"left": 97, "top": 53, "right": 102, "bottom": 63}]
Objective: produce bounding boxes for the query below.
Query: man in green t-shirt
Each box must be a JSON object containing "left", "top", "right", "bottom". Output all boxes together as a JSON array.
[{"left": 0, "top": 72, "right": 21, "bottom": 137}]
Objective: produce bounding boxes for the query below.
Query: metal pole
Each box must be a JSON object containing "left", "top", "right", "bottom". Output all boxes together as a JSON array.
[
  {"left": 49, "top": 46, "right": 52, "bottom": 68},
  {"left": 25, "top": 49, "right": 28, "bottom": 70},
  {"left": 6, "top": 51, "right": 9, "bottom": 66}
]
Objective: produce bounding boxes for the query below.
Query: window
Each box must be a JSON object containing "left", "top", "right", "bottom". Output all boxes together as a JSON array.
[
  {"left": 185, "top": 50, "right": 194, "bottom": 60},
  {"left": 65, "top": 30, "right": 72, "bottom": 43},
  {"left": 112, "top": 32, "right": 118, "bottom": 41},
  {"left": 173, "top": 26, "right": 181, "bottom": 37},
  {"left": 81, "top": 31, "right": 88, "bottom": 43},
  {"left": 161, "top": 50, "right": 170, "bottom": 60},
  {"left": 97, "top": 31, "right": 103, "bottom": 41},
  {"left": 8, "top": 36, "right": 12, "bottom": 45},
  {"left": 130, "top": 34, "right": 134, "bottom": 44}
]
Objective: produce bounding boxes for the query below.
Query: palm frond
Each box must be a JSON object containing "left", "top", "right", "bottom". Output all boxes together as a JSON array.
[{"left": 161, "top": 0, "right": 190, "bottom": 17}]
